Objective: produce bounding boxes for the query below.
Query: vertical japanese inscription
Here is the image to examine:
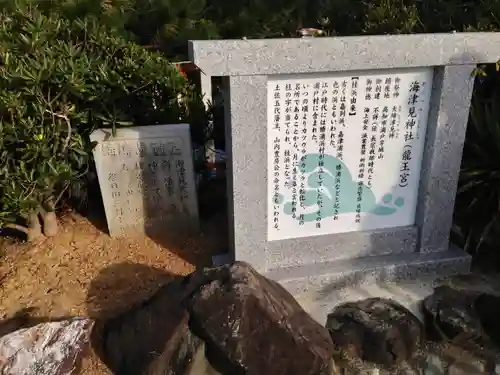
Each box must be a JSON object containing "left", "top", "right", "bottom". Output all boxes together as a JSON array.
[
  {"left": 399, "top": 80, "right": 426, "bottom": 188},
  {"left": 95, "top": 132, "right": 197, "bottom": 237},
  {"left": 267, "top": 67, "right": 433, "bottom": 241}
]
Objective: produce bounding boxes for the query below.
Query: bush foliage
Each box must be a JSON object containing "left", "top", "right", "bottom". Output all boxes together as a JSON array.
[
  {"left": 0, "top": 3, "right": 206, "bottom": 230},
  {"left": 14, "top": 0, "right": 500, "bottom": 60},
  {"left": 452, "top": 67, "right": 500, "bottom": 256}
]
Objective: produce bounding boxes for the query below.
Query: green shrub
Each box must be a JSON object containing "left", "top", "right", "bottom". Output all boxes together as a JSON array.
[
  {"left": 0, "top": 4, "right": 206, "bottom": 235},
  {"left": 7, "top": 0, "right": 500, "bottom": 59},
  {"left": 452, "top": 66, "right": 500, "bottom": 255},
  {"left": 0, "top": 0, "right": 220, "bottom": 61}
]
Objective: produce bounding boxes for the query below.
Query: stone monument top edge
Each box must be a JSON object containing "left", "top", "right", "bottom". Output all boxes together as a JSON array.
[
  {"left": 189, "top": 32, "right": 500, "bottom": 76},
  {"left": 89, "top": 123, "right": 191, "bottom": 143}
]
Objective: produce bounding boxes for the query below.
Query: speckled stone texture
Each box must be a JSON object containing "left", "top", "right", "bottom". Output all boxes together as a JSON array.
[
  {"left": 267, "top": 246, "right": 471, "bottom": 296},
  {"left": 187, "top": 33, "right": 500, "bottom": 291},
  {"left": 183, "top": 261, "right": 337, "bottom": 375},
  {"left": 326, "top": 298, "right": 423, "bottom": 368},
  {"left": 190, "top": 33, "right": 500, "bottom": 77},
  {"left": 423, "top": 275, "right": 500, "bottom": 357},
  {"left": 415, "top": 65, "right": 475, "bottom": 253},
  {"left": 90, "top": 124, "right": 199, "bottom": 238},
  {"left": 0, "top": 318, "right": 93, "bottom": 375}
]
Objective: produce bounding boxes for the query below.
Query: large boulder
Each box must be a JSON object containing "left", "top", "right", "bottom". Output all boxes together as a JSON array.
[
  {"left": 423, "top": 285, "right": 482, "bottom": 344},
  {"left": 143, "top": 313, "right": 222, "bottom": 375},
  {"left": 326, "top": 298, "right": 423, "bottom": 368},
  {"left": 423, "top": 278, "right": 500, "bottom": 355},
  {"left": 182, "top": 261, "right": 336, "bottom": 375},
  {"left": 98, "top": 261, "right": 337, "bottom": 375},
  {"left": 0, "top": 317, "right": 93, "bottom": 375},
  {"left": 99, "top": 278, "right": 210, "bottom": 375}
]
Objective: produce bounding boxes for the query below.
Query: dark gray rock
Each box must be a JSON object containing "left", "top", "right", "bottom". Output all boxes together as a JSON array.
[
  {"left": 326, "top": 298, "right": 423, "bottom": 368},
  {"left": 423, "top": 282, "right": 500, "bottom": 356},
  {"left": 423, "top": 285, "right": 482, "bottom": 344},
  {"left": 182, "top": 261, "right": 336, "bottom": 375},
  {"left": 98, "top": 261, "right": 340, "bottom": 375},
  {"left": 143, "top": 314, "right": 221, "bottom": 375},
  {"left": 100, "top": 278, "right": 204, "bottom": 375},
  {"left": 434, "top": 273, "right": 500, "bottom": 349}
]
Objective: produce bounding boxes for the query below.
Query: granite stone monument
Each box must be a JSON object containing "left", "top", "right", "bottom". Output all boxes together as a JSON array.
[
  {"left": 91, "top": 124, "right": 199, "bottom": 238},
  {"left": 189, "top": 33, "right": 500, "bottom": 294}
]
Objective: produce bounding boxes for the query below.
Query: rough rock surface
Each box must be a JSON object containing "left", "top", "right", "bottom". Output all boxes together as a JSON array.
[
  {"left": 326, "top": 298, "right": 423, "bottom": 368},
  {"left": 423, "top": 285, "right": 482, "bottom": 344},
  {"left": 423, "top": 280, "right": 500, "bottom": 355},
  {"left": 143, "top": 312, "right": 222, "bottom": 375},
  {"left": 145, "top": 340, "right": 223, "bottom": 375},
  {"left": 182, "top": 261, "right": 336, "bottom": 375},
  {"left": 0, "top": 317, "right": 93, "bottom": 375},
  {"left": 100, "top": 278, "right": 206, "bottom": 375}
]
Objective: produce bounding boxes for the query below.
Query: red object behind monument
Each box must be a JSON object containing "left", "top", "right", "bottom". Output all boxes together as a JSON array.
[{"left": 174, "top": 61, "right": 200, "bottom": 80}]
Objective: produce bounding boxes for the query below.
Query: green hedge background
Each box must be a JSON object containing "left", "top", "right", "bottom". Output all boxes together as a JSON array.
[{"left": 20, "top": 0, "right": 499, "bottom": 60}]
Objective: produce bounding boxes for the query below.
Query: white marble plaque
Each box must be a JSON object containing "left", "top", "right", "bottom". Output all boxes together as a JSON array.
[
  {"left": 91, "top": 124, "right": 199, "bottom": 237},
  {"left": 267, "top": 67, "right": 433, "bottom": 241}
]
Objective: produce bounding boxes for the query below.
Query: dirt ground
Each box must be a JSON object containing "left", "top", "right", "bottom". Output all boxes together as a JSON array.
[{"left": 0, "top": 210, "right": 227, "bottom": 374}]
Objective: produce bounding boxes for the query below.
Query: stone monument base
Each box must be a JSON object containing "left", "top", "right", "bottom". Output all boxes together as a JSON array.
[
  {"left": 213, "top": 246, "right": 471, "bottom": 299},
  {"left": 264, "top": 246, "right": 471, "bottom": 296}
]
